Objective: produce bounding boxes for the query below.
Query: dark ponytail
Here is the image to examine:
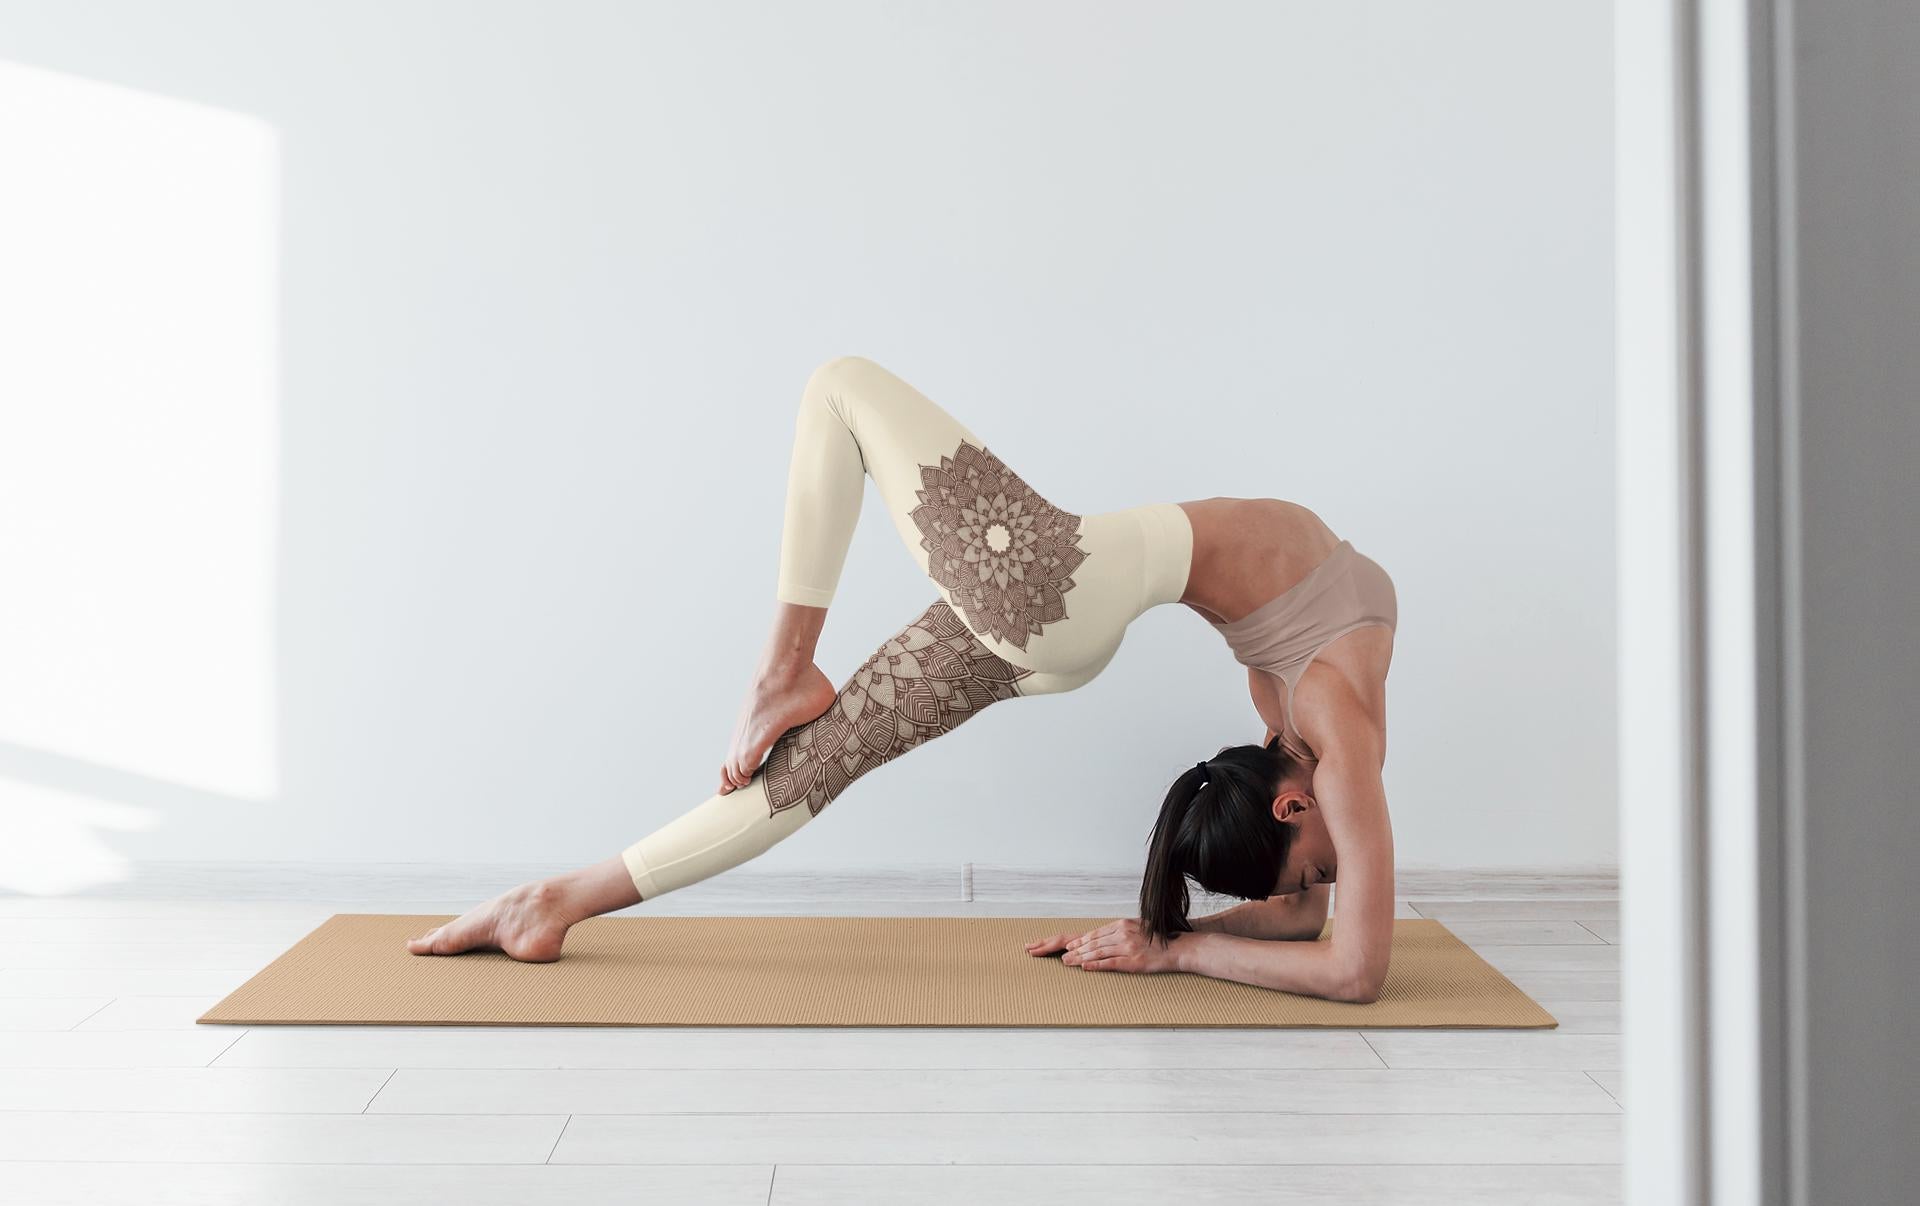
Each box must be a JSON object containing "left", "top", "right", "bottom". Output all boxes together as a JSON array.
[{"left": 1138, "top": 738, "right": 1305, "bottom": 944}]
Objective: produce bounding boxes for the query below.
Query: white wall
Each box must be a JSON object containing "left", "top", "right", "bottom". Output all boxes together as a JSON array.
[{"left": 0, "top": 0, "right": 1615, "bottom": 882}]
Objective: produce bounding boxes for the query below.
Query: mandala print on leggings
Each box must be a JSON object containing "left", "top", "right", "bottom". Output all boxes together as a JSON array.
[
  {"left": 908, "top": 441, "right": 1086, "bottom": 651},
  {"left": 763, "top": 601, "right": 1031, "bottom": 818}
]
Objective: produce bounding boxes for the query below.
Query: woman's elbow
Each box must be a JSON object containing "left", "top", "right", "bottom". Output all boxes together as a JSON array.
[{"left": 1333, "top": 965, "right": 1387, "bottom": 1005}]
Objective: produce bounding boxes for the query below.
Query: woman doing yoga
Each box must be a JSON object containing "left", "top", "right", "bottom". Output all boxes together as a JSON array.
[{"left": 410, "top": 355, "right": 1399, "bottom": 1004}]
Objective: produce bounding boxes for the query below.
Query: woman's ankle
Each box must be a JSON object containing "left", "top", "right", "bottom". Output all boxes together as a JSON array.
[
  {"left": 753, "top": 650, "right": 818, "bottom": 686},
  {"left": 550, "top": 856, "right": 643, "bottom": 921}
]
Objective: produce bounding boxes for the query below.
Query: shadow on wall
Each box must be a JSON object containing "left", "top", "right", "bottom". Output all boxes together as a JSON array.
[{"left": 0, "top": 62, "right": 281, "bottom": 893}]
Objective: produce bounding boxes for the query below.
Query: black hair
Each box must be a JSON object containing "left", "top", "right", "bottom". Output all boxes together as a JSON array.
[{"left": 1137, "top": 737, "right": 1307, "bottom": 944}]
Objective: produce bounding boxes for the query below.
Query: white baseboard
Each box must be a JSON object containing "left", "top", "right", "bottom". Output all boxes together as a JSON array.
[{"left": 4, "top": 860, "right": 1618, "bottom": 903}]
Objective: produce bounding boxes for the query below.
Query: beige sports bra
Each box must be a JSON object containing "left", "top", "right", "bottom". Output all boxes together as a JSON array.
[{"left": 1207, "top": 539, "right": 1398, "bottom": 764}]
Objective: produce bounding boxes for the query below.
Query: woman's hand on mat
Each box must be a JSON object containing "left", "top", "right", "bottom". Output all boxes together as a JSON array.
[{"left": 1026, "top": 919, "right": 1180, "bottom": 974}]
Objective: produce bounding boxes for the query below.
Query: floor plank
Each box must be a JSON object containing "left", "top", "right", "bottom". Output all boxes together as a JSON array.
[
  {"left": 1409, "top": 900, "right": 1619, "bottom": 922},
  {"left": 1496, "top": 970, "right": 1620, "bottom": 1002},
  {"left": 1580, "top": 919, "right": 1621, "bottom": 943},
  {"left": 73, "top": 998, "right": 225, "bottom": 1032},
  {"left": 769, "top": 1162, "right": 1621, "bottom": 1205},
  {"left": 0, "top": 997, "right": 112, "bottom": 1031},
  {"left": 0, "top": 918, "right": 327, "bottom": 944},
  {"left": 557, "top": 1111, "right": 1621, "bottom": 1166},
  {"left": 0, "top": 1031, "right": 243, "bottom": 1069},
  {"left": 372, "top": 1067, "right": 1621, "bottom": 1116},
  {"left": 1475, "top": 945, "right": 1621, "bottom": 972},
  {"left": 0, "top": 1067, "right": 393, "bottom": 1113},
  {"left": 0, "top": 942, "right": 291, "bottom": 970},
  {"left": 0, "top": 1163, "right": 772, "bottom": 1206},
  {"left": 1364, "top": 1033, "right": 1621, "bottom": 1070},
  {"left": 0, "top": 1111, "right": 567, "bottom": 1164},
  {"left": 1441, "top": 920, "right": 1605, "bottom": 946},
  {"left": 214, "top": 1026, "right": 1385, "bottom": 1071},
  {"left": 1523, "top": 1000, "right": 1618, "bottom": 1034},
  {"left": 0, "top": 968, "right": 255, "bottom": 997}
]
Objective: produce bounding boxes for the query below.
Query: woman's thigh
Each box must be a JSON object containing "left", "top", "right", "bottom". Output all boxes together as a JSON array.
[{"left": 807, "top": 356, "right": 1145, "bottom": 678}]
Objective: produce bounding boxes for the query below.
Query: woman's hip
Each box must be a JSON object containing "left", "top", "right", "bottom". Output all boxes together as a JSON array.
[{"left": 941, "top": 503, "right": 1192, "bottom": 682}]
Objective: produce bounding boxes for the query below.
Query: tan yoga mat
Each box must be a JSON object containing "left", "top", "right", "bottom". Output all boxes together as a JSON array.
[{"left": 199, "top": 915, "right": 1556, "bottom": 1029}]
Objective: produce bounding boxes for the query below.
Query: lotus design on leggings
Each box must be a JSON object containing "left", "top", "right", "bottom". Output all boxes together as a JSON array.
[
  {"left": 763, "top": 602, "right": 1029, "bottom": 818},
  {"left": 908, "top": 441, "right": 1086, "bottom": 651}
]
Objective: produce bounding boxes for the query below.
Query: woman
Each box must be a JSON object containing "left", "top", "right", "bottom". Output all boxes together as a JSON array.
[{"left": 408, "top": 355, "right": 1399, "bottom": 1004}]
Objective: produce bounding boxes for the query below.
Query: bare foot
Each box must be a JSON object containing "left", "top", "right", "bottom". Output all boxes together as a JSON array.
[
  {"left": 719, "top": 659, "right": 835, "bottom": 793},
  {"left": 405, "top": 879, "right": 578, "bottom": 962}
]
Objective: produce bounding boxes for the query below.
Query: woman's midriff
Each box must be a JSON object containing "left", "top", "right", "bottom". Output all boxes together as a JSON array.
[
  {"left": 1174, "top": 497, "right": 1343, "bottom": 625},
  {"left": 1179, "top": 496, "right": 1395, "bottom": 759}
]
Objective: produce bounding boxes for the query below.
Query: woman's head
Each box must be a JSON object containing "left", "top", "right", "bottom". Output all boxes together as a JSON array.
[{"left": 1137, "top": 737, "right": 1333, "bottom": 943}]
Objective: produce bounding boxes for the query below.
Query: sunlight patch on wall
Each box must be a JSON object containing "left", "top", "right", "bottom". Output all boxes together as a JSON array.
[{"left": 0, "top": 62, "right": 280, "bottom": 804}]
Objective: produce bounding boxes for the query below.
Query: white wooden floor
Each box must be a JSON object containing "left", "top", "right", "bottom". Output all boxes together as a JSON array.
[{"left": 0, "top": 871, "right": 1621, "bottom": 1205}]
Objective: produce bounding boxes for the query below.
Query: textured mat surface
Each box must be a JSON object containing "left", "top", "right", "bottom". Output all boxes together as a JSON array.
[{"left": 199, "top": 915, "right": 1557, "bottom": 1028}]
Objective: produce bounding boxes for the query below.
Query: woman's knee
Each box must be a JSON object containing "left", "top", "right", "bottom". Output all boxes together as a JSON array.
[
  {"left": 803, "top": 354, "right": 882, "bottom": 403},
  {"left": 797, "top": 356, "right": 885, "bottom": 437}
]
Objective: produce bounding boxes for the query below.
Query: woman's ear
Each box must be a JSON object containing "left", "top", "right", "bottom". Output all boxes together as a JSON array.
[{"left": 1271, "top": 791, "right": 1312, "bottom": 823}]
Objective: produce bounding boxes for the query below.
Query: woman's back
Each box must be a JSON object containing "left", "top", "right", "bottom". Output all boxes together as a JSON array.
[
  {"left": 1177, "top": 496, "right": 1343, "bottom": 625},
  {"left": 1179, "top": 496, "right": 1395, "bottom": 760}
]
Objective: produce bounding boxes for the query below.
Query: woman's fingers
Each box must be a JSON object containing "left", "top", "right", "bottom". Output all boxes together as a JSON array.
[
  {"left": 1071, "top": 927, "right": 1113, "bottom": 953},
  {"left": 1061, "top": 924, "right": 1113, "bottom": 963},
  {"left": 1025, "top": 932, "right": 1074, "bottom": 955},
  {"left": 1049, "top": 919, "right": 1148, "bottom": 967},
  {"left": 1065, "top": 939, "right": 1108, "bottom": 966}
]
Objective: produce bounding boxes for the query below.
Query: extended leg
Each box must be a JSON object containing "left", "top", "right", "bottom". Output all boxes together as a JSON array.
[{"left": 408, "top": 600, "right": 1032, "bottom": 958}]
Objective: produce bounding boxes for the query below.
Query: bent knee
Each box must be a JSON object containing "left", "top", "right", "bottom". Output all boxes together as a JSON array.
[{"left": 803, "top": 354, "right": 882, "bottom": 399}]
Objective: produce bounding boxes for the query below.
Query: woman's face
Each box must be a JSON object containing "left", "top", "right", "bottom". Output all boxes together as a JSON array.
[{"left": 1270, "top": 790, "right": 1337, "bottom": 896}]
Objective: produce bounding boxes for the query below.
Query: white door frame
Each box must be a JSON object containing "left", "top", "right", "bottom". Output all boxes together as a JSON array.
[{"left": 1615, "top": 0, "right": 1796, "bottom": 1202}]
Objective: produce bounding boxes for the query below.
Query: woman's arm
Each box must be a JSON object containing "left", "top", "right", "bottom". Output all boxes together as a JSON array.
[
  {"left": 1190, "top": 884, "right": 1330, "bottom": 941},
  {"left": 1059, "top": 693, "right": 1394, "bottom": 1003},
  {"left": 1182, "top": 696, "right": 1396, "bottom": 1001}
]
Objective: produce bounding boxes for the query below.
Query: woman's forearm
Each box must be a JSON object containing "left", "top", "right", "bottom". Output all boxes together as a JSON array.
[
  {"left": 1174, "top": 930, "right": 1373, "bottom": 1002},
  {"left": 1189, "top": 899, "right": 1280, "bottom": 938},
  {"left": 1189, "top": 889, "right": 1328, "bottom": 941}
]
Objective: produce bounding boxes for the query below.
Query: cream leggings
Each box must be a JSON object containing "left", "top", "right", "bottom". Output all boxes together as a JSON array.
[{"left": 621, "top": 356, "right": 1194, "bottom": 900}]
